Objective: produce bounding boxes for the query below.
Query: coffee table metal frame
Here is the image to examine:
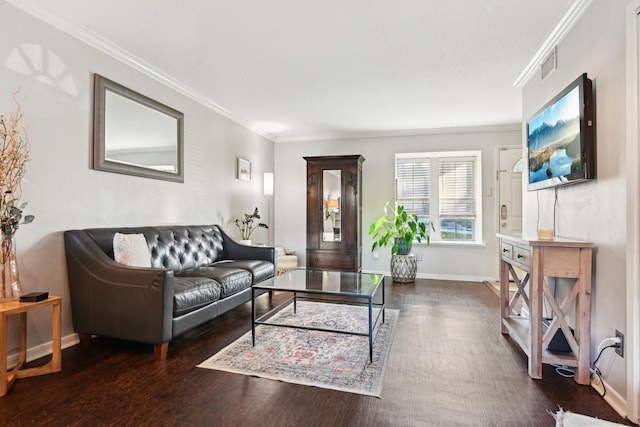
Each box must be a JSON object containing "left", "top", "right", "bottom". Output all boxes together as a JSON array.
[{"left": 251, "top": 269, "right": 385, "bottom": 362}]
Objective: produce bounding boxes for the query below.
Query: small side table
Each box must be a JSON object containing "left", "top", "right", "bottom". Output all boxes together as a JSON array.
[{"left": 0, "top": 296, "right": 62, "bottom": 396}]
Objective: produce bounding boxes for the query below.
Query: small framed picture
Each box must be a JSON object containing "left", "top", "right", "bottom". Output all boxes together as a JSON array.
[{"left": 237, "top": 157, "right": 251, "bottom": 181}]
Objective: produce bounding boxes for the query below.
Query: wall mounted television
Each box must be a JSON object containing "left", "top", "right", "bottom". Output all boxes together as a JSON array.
[{"left": 527, "top": 73, "right": 595, "bottom": 191}]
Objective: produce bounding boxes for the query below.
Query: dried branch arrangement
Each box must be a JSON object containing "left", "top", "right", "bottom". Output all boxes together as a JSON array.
[{"left": 0, "top": 96, "right": 34, "bottom": 240}]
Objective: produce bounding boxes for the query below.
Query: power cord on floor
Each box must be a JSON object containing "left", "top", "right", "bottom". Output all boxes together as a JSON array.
[
  {"left": 550, "top": 336, "right": 620, "bottom": 387},
  {"left": 590, "top": 342, "right": 618, "bottom": 397},
  {"left": 552, "top": 364, "right": 576, "bottom": 378}
]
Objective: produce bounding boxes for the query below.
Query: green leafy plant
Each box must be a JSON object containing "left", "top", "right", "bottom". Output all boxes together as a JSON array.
[
  {"left": 369, "top": 202, "right": 432, "bottom": 255},
  {"left": 0, "top": 194, "right": 33, "bottom": 240},
  {"left": 234, "top": 207, "right": 268, "bottom": 240}
]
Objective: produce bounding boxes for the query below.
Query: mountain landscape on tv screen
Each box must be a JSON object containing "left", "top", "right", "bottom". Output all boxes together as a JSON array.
[{"left": 529, "top": 116, "right": 581, "bottom": 182}]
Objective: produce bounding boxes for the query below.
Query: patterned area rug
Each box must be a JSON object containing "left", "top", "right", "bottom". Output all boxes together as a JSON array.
[{"left": 197, "top": 301, "right": 398, "bottom": 397}]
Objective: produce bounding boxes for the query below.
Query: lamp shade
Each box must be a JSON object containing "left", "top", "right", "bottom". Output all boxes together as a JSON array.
[
  {"left": 326, "top": 199, "right": 339, "bottom": 209},
  {"left": 264, "top": 172, "right": 274, "bottom": 196}
]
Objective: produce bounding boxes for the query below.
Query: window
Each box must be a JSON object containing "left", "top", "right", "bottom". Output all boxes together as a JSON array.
[{"left": 396, "top": 151, "right": 482, "bottom": 243}]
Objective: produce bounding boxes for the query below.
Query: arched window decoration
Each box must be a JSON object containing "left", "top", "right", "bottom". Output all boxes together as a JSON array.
[{"left": 512, "top": 158, "right": 523, "bottom": 173}]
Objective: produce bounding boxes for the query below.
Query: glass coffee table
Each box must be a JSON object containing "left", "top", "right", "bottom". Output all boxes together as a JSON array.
[{"left": 251, "top": 269, "right": 385, "bottom": 362}]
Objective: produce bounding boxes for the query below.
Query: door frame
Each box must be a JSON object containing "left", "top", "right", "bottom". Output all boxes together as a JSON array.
[{"left": 625, "top": 1, "right": 640, "bottom": 423}]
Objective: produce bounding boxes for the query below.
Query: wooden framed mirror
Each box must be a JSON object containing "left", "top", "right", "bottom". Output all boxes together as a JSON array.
[{"left": 93, "top": 74, "right": 184, "bottom": 182}]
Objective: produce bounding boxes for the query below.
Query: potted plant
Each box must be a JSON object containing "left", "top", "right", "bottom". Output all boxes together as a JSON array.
[
  {"left": 234, "top": 207, "right": 268, "bottom": 245},
  {"left": 369, "top": 202, "right": 432, "bottom": 282},
  {"left": 369, "top": 202, "right": 431, "bottom": 254}
]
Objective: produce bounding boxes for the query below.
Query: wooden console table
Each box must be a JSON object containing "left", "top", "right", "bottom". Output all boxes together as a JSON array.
[
  {"left": 497, "top": 234, "right": 594, "bottom": 385},
  {"left": 0, "top": 296, "right": 62, "bottom": 396}
]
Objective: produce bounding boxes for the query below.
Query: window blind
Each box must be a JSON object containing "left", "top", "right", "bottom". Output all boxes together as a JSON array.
[
  {"left": 396, "top": 158, "right": 430, "bottom": 217},
  {"left": 438, "top": 157, "right": 475, "bottom": 217}
]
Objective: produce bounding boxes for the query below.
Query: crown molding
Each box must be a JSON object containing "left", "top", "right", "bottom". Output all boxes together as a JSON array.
[
  {"left": 6, "top": 0, "right": 277, "bottom": 142},
  {"left": 275, "top": 123, "right": 522, "bottom": 144},
  {"left": 513, "top": 0, "right": 594, "bottom": 88}
]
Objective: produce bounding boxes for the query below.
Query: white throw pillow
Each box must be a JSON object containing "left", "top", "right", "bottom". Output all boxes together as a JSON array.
[{"left": 113, "top": 233, "right": 151, "bottom": 267}]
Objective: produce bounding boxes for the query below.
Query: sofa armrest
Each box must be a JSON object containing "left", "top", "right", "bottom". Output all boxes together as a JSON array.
[
  {"left": 218, "top": 227, "right": 275, "bottom": 264},
  {"left": 64, "top": 230, "right": 174, "bottom": 345}
]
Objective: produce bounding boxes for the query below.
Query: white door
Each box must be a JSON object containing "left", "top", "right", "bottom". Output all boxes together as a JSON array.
[{"left": 498, "top": 147, "right": 523, "bottom": 235}]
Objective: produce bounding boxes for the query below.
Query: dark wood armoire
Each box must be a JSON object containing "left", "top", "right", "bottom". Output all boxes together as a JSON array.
[{"left": 304, "top": 155, "right": 364, "bottom": 271}]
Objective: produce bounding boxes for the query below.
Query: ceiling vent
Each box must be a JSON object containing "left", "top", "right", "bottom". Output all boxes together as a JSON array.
[{"left": 540, "top": 47, "right": 557, "bottom": 81}]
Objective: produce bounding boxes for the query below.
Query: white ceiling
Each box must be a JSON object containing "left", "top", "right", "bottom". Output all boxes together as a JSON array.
[{"left": 10, "top": 0, "right": 579, "bottom": 142}]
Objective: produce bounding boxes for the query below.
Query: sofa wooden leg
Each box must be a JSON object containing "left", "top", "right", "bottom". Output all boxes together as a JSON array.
[
  {"left": 154, "top": 343, "right": 169, "bottom": 361},
  {"left": 78, "top": 333, "right": 92, "bottom": 348}
]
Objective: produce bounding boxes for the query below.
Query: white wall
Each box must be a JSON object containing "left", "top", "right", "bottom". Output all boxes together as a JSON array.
[
  {"left": 0, "top": 3, "right": 274, "bottom": 352},
  {"left": 522, "top": 0, "right": 630, "bottom": 411},
  {"left": 273, "top": 127, "right": 521, "bottom": 281}
]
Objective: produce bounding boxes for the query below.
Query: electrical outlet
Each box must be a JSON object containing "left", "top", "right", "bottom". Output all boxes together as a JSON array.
[
  {"left": 615, "top": 330, "right": 624, "bottom": 357},
  {"left": 415, "top": 253, "right": 423, "bottom": 262}
]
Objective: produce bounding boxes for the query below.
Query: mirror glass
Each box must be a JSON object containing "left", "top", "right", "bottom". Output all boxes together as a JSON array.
[
  {"left": 93, "top": 74, "right": 184, "bottom": 182},
  {"left": 322, "top": 169, "right": 341, "bottom": 242}
]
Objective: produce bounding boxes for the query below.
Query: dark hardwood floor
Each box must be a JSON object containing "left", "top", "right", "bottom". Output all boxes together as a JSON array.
[{"left": 0, "top": 279, "right": 633, "bottom": 426}]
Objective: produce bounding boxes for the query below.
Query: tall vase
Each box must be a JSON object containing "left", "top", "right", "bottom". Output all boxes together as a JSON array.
[{"left": 1, "top": 234, "right": 22, "bottom": 302}]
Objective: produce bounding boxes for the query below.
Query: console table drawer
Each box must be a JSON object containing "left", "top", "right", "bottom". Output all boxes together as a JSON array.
[
  {"left": 513, "top": 246, "right": 531, "bottom": 268},
  {"left": 501, "top": 242, "right": 513, "bottom": 260}
]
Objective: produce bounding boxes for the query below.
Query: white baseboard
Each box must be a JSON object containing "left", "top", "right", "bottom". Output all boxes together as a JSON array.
[
  {"left": 591, "top": 376, "right": 629, "bottom": 420},
  {"left": 6, "top": 333, "right": 79, "bottom": 369},
  {"left": 366, "top": 270, "right": 492, "bottom": 283},
  {"left": 417, "top": 272, "right": 494, "bottom": 282}
]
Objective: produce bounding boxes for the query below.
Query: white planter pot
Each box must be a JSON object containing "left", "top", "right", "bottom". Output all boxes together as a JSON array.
[
  {"left": 390, "top": 253, "right": 417, "bottom": 282},
  {"left": 239, "top": 239, "right": 252, "bottom": 245}
]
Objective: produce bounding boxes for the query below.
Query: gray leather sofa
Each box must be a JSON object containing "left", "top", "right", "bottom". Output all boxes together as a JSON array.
[{"left": 64, "top": 224, "right": 275, "bottom": 360}]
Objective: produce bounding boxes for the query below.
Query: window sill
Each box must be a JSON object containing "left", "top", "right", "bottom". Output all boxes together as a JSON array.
[{"left": 417, "top": 240, "right": 486, "bottom": 248}]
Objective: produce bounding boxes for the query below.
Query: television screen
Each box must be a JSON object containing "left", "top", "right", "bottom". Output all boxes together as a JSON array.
[{"left": 527, "top": 73, "right": 595, "bottom": 191}]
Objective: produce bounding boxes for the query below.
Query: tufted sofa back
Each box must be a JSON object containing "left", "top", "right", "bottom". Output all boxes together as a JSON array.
[{"left": 83, "top": 225, "right": 225, "bottom": 273}]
